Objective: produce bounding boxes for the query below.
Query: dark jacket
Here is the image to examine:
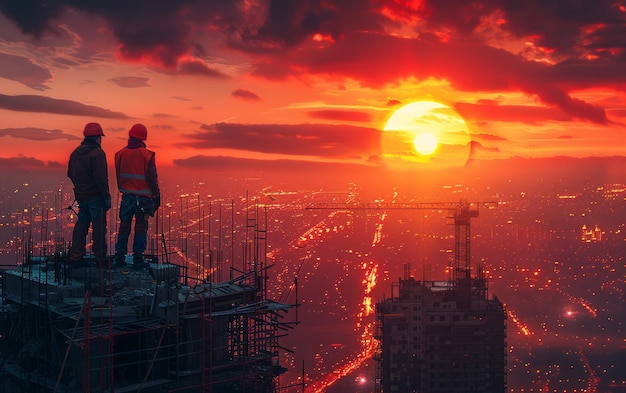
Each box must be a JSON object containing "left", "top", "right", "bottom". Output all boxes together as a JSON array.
[
  {"left": 115, "top": 137, "right": 160, "bottom": 199},
  {"left": 68, "top": 137, "right": 111, "bottom": 203}
]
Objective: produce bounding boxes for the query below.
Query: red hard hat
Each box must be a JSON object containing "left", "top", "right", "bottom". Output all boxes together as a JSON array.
[
  {"left": 83, "top": 122, "right": 104, "bottom": 137},
  {"left": 129, "top": 123, "right": 147, "bottom": 140}
]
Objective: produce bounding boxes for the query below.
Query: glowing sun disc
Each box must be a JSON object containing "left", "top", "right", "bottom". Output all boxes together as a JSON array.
[
  {"left": 382, "top": 100, "right": 471, "bottom": 168},
  {"left": 414, "top": 132, "right": 438, "bottom": 156}
]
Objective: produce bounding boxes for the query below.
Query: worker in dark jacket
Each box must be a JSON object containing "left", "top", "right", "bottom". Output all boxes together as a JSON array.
[
  {"left": 114, "top": 124, "right": 160, "bottom": 269},
  {"left": 67, "top": 122, "right": 111, "bottom": 264}
]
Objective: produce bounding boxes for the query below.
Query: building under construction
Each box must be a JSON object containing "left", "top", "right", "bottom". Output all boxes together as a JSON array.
[
  {"left": 0, "top": 203, "right": 298, "bottom": 392},
  {"left": 373, "top": 201, "right": 507, "bottom": 393}
]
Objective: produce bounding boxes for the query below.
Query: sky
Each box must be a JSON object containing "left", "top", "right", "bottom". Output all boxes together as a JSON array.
[{"left": 0, "top": 0, "right": 625, "bottom": 172}]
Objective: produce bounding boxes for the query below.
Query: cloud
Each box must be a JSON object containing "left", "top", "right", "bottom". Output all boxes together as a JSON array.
[
  {"left": 108, "top": 76, "right": 151, "bottom": 88},
  {"left": 178, "top": 59, "right": 229, "bottom": 78},
  {"left": 0, "top": 2, "right": 245, "bottom": 70},
  {"left": 0, "top": 128, "right": 80, "bottom": 141},
  {"left": 472, "top": 133, "right": 508, "bottom": 142},
  {"left": 0, "top": 155, "right": 62, "bottom": 169},
  {"left": 307, "top": 110, "right": 373, "bottom": 123},
  {"left": 533, "top": 86, "right": 609, "bottom": 124},
  {"left": 1, "top": 1, "right": 623, "bottom": 65},
  {"left": 283, "top": 32, "right": 612, "bottom": 124},
  {"left": 395, "top": 0, "right": 624, "bottom": 59},
  {"left": 172, "top": 155, "right": 380, "bottom": 174},
  {"left": 0, "top": 94, "right": 129, "bottom": 118},
  {"left": 0, "top": 52, "right": 52, "bottom": 90},
  {"left": 0, "top": 0, "right": 621, "bottom": 124},
  {"left": 179, "top": 122, "right": 381, "bottom": 159},
  {"left": 455, "top": 102, "right": 573, "bottom": 124},
  {"left": 232, "top": 89, "right": 261, "bottom": 102},
  {"left": 0, "top": 1, "right": 63, "bottom": 39},
  {"left": 469, "top": 140, "right": 501, "bottom": 154},
  {"left": 386, "top": 98, "right": 403, "bottom": 107},
  {"left": 152, "top": 113, "right": 176, "bottom": 119}
]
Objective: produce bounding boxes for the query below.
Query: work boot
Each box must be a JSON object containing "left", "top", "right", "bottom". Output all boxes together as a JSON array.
[
  {"left": 132, "top": 254, "right": 148, "bottom": 270},
  {"left": 114, "top": 253, "right": 126, "bottom": 267}
]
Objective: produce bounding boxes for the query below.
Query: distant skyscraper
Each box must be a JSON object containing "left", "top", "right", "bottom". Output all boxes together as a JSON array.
[
  {"left": 581, "top": 224, "right": 602, "bottom": 242},
  {"left": 375, "top": 266, "right": 506, "bottom": 393}
]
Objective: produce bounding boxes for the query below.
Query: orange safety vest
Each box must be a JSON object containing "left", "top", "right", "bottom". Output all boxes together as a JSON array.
[{"left": 115, "top": 147, "right": 155, "bottom": 197}]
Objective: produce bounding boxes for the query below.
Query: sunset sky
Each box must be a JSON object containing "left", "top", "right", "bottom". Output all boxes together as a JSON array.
[{"left": 0, "top": 0, "right": 625, "bottom": 171}]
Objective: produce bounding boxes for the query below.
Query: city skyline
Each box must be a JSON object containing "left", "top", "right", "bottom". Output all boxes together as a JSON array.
[
  {"left": 0, "top": 1, "right": 625, "bottom": 173},
  {"left": 1, "top": 170, "right": 624, "bottom": 392}
]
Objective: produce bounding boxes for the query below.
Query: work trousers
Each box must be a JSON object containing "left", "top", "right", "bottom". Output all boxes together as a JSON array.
[
  {"left": 115, "top": 194, "right": 150, "bottom": 258},
  {"left": 70, "top": 195, "right": 108, "bottom": 261}
]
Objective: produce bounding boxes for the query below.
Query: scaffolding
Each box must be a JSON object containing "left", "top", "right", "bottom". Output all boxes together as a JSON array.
[{"left": 0, "top": 198, "right": 297, "bottom": 393}]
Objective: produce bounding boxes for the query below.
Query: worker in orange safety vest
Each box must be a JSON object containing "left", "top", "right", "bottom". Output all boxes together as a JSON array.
[{"left": 114, "top": 123, "right": 160, "bottom": 269}]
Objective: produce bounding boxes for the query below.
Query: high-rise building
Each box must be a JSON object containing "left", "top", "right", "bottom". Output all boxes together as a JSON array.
[
  {"left": 581, "top": 224, "right": 602, "bottom": 242},
  {"left": 375, "top": 265, "right": 506, "bottom": 392}
]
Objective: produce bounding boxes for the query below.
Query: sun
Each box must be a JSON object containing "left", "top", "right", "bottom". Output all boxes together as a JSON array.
[
  {"left": 382, "top": 100, "right": 471, "bottom": 168},
  {"left": 413, "top": 132, "right": 438, "bottom": 156}
]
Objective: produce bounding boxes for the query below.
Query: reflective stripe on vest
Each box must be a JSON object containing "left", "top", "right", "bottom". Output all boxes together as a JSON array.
[{"left": 116, "top": 147, "right": 154, "bottom": 197}]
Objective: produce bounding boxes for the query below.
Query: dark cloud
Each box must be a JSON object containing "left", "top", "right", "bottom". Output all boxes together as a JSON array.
[
  {"left": 497, "top": 0, "right": 625, "bottom": 59},
  {"left": 0, "top": 0, "right": 64, "bottom": 39},
  {"left": 234, "top": 0, "right": 387, "bottom": 50},
  {"left": 178, "top": 59, "right": 229, "bottom": 78},
  {"left": 546, "top": 59, "right": 626, "bottom": 91},
  {"left": 0, "top": 155, "right": 61, "bottom": 169},
  {"left": 241, "top": 0, "right": 331, "bottom": 48},
  {"left": 0, "top": 1, "right": 243, "bottom": 69},
  {"left": 1, "top": 0, "right": 622, "bottom": 64},
  {"left": 179, "top": 122, "right": 381, "bottom": 159},
  {"left": 0, "top": 0, "right": 622, "bottom": 124},
  {"left": 152, "top": 113, "right": 176, "bottom": 119},
  {"left": 0, "top": 52, "right": 51, "bottom": 90},
  {"left": 0, "top": 0, "right": 385, "bottom": 64},
  {"left": 286, "top": 32, "right": 613, "bottom": 124},
  {"left": 106, "top": 3, "right": 193, "bottom": 68},
  {"left": 408, "top": 0, "right": 625, "bottom": 59},
  {"left": 172, "top": 155, "right": 381, "bottom": 173},
  {"left": 232, "top": 89, "right": 261, "bottom": 102},
  {"left": 0, "top": 127, "right": 80, "bottom": 141},
  {"left": 108, "top": 76, "right": 151, "bottom": 88},
  {"left": 469, "top": 140, "right": 501, "bottom": 154},
  {"left": 0, "top": 93, "right": 129, "bottom": 118},
  {"left": 307, "top": 110, "right": 373, "bottom": 123},
  {"left": 386, "top": 98, "right": 403, "bottom": 107},
  {"left": 533, "top": 86, "right": 609, "bottom": 124}
]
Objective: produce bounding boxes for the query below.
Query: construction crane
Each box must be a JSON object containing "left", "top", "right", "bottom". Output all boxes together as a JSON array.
[{"left": 305, "top": 199, "right": 496, "bottom": 285}]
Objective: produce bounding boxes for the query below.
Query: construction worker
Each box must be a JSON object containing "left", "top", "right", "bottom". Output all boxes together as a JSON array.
[
  {"left": 67, "top": 122, "right": 111, "bottom": 265},
  {"left": 114, "top": 124, "right": 160, "bottom": 269}
]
